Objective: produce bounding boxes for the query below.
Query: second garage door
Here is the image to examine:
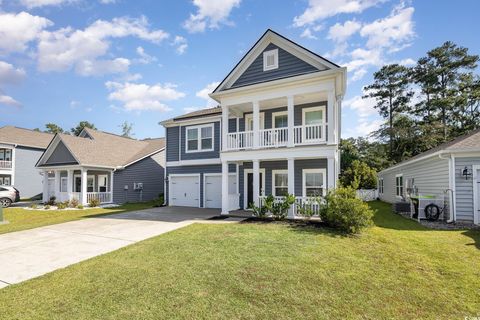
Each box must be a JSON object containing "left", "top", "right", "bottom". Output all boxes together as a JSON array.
[
  {"left": 170, "top": 175, "right": 199, "bottom": 207},
  {"left": 204, "top": 174, "right": 236, "bottom": 209}
]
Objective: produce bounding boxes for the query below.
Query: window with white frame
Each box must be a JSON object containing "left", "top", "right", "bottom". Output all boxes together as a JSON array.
[
  {"left": 98, "top": 175, "right": 108, "bottom": 192},
  {"left": 395, "top": 174, "right": 403, "bottom": 197},
  {"left": 303, "top": 106, "right": 325, "bottom": 126},
  {"left": 0, "top": 149, "right": 11, "bottom": 161},
  {"left": 272, "top": 170, "right": 288, "bottom": 196},
  {"left": 186, "top": 124, "right": 214, "bottom": 153},
  {"left": 60, "top": 176, "right": 68, "bottom": 192},
  {"left": 273, "top": 111, "right": 288, "bottom": 128},
  {"left": 378, "top": 178, "right": 384, "bottom": 194},
  {"left": 263, "top": 49, "right": 278, "bottom": 71},
  {"left": 303, "top": 169, "right": 326, "bottom": 197}
]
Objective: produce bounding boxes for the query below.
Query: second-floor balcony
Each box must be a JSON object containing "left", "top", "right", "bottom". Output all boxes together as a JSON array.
[
  {"left": 225, "top": 123, "right": 326, "bottom": 151},
  {"left": 0, "top": 160, "right": 12, "bottom": 169}
]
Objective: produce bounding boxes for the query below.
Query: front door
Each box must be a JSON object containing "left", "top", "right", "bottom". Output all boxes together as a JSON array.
[{"left": 247, "top": 172, "right": 263, "bottom": 208}]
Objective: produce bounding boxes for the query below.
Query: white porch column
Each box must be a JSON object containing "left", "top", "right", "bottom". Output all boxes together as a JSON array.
[
  {"left": 221, "top": 161, "right": 229, "bottom": 215},
  {"left": 327, "top": 157, "right": 336, "bottom": 190},
  {"left": 42, "top": 170, "right": 49, "bottom": 203},
  {"left": 287, "top": 95, "right": 294, "bottom": 147},
  {"left": 327, "top": 91, "right": 335, "bottom": 144},
  {"left": 253, "top": 159, "right": 260, "bottom": 207},
  {"left": 252, "top": 101, "right": 260, "bottom": 149},
  {"left": 287, "top": 158, "right": 295, "bottom": 218},
  {"left": 67, "top": 169, "right": 73, "bottom": 200},
  {"left": 110, "top": 170, "right": 114, "bottom": 203},
  {"left": 81, "top": 168, "right": 87, "bottom": 205},
  {"left": 54, "top": 170, "right": 60, "bottom": 200},
  {"left": 221, "top": 105, "right": 229, "bottom": 151}
]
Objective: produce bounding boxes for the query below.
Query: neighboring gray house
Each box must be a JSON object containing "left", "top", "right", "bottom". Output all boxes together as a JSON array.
[
  {"left": 0, "top": 126, "right": 53, "bottom": 198},
  {"left": 36, "top": 128, "right": 165, "bottom": 205},
  {"left": 160, "top": 29, "right": 346, "bottom": 217},
  {"left": 378, "top": 129, "right": 480, "bottom": 225}
]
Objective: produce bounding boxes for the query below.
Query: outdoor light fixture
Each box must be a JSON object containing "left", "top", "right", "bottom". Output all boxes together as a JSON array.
[{"left": 462, "top": 166, "right": 472, "bottom": 180}]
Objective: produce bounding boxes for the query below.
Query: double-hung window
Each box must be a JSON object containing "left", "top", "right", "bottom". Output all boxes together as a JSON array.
[
  {"left": 395, "top": 174, "right": 404, "bottom": 198},
  {"left": 378, "top": 178, "right": 384, "bottom": 194},
  {"left": 302, "top": 106, "right": 325, "bottom": 141},
  {"left": 186, "top": 124, "right": 214, "bottom": 153},
  {"left": 303, "top": 169, "right": 326, "bottom": 197},
  {"left": 60, "top": 176, "right": 68, "bottom": 192},
  {"left": 272, "top": 170, "right": 288, "bottom": 196}
]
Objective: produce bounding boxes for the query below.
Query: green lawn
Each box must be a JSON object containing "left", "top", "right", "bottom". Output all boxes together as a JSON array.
[
  {"left": 0, "top": 202, "right": 155, "bottom": 235},
  {"left": 0, "top": 201, "right": 479, "bottom": 319}
]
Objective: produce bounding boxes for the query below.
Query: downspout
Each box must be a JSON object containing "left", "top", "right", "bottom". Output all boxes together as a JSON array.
[{"left": 439, "top": 153, "right": 456, "bottom": 222}]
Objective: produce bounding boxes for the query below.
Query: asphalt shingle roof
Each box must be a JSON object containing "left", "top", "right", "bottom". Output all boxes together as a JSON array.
[{"left": 0, "top": 126, "right": 53, "bottom": 149}]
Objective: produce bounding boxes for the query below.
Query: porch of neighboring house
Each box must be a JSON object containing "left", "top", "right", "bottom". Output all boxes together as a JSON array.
[{"left": 42, "top": 168, "right": 114, "bottom": 205}]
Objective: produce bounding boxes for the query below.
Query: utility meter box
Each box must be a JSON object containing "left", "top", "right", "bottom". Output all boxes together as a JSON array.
[{"left": 133, "top": 183, "right": 143, "bottom": 190}]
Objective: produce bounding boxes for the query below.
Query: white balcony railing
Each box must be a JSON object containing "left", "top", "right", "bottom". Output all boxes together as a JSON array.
[
  {"left": 0, "top": 160, "right": 12, "bottom": 169},
  {"left": 258, "top": 196, "right": 323, "bottom": 217},
  {"left": 87, "top": 192, "right": 112, "bottom": 204},
  {"left": 225, "top": 124, "right": 326, "bottom": 151}
]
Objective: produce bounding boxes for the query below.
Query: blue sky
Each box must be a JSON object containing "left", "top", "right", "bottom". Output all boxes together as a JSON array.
[{"left": 0, "top": 0, "right": 479, "bottom": 139}]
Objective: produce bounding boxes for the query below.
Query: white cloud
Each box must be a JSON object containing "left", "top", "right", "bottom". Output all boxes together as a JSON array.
[
  {"left": 196, "top": 81, "right": 219, "bottom": 107},
  {"left": 348, "top": 119, "right": 383, "bottom": 137},
  {"left": 105, "top": 81, "right": 185, "bottom": 112},
  {"left": 172, "top": 36, "right": 188, "bottom": 55},
  {"left": 343, "top": 93, "right": 377, "bottom": 118},
  {"left": 293, "top": 0, "right": 384, "bottom": 27},
  {"left": 0, "top": 91, "right": 21, "bottom": 108},
  {"left": 183, "top": 0, "right": 241, "bottom": 33},
  {"left": 100, "top": 0, "right": 116, "bottom": 3},
  {"left": 37, "top": 16, "right": 169, "bottom": 76},
  {"left": 0, "top": 61, "right": 26, "bottom": 85},
  {"left": 328, "top": 20, "right": 361, "bottom": 42},
  {"left": 19, "top": 0, "right": 77, "bottom": 8},
  {"left": 0, "top": 11, "right": 53, "bottom": 55},
  {"left": 120, "top": 73, "right": 143, "bottom": 82},
  {"left": 300, "top": 28, "right": 317, "bottom": 40},
  {"left": 135, "top": 46, "right": 157, "bottom": 64}
]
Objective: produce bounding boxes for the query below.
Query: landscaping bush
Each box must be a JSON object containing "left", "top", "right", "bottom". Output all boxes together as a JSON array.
[
  {"left": 296, "top": 197, "right": 322, "bottom": 219},
  {"left": 88, "top": 198, "right": 101, "bottom": 208},
  {"left": 30, "top": 203, "right": 38, "bottom": 209},
  {"left": 69, "top": 198, "right": 79, "bottom": 208},
  {"left": 77, "top": 204, "right": 84, "bottom": 210},
  {"left": 153, "top": 193, "right": 165, "bottom": 207},
  {"left": 57, "top": 201, "right": 70, "bottom": 210},
  {"left": 319, "top": 187, "right": 374, "bottom": 234},
  {"left": 44, "top": 204, "right": 51, "bottom": 210},
  {"left": 250, "top": 194, "right": 295, "bottom": 220},
  {"left": 46, "top": 196, "right": 56, "bottom": 206}
]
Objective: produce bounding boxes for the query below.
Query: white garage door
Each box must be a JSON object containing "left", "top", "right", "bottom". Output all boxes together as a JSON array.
[
  {"left": 204, "top": 175, "right": 236, "bottom": 209},
  {"left": 170, "top": 175, "right": 199, "bottom": 207}
]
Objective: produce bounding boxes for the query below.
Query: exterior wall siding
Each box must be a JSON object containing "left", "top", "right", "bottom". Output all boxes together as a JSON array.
[
  {"left": 14, "top": 146, "right": 45, "bottom": 198},
  {"left": 166, "top": 127, "right": 180, "bottom": 162},
  {"left": 44, "top": 141, "right": 77, "bottom": 165},
  {"left": 378, "top": 156, "right": 450, "bottom": 206},
  {"left": 113, "top": 156, "right": 164, "bottom": 203},
  {"left": 231, "top": 43, "right": 321, "bottom": 89},
  {"left": 180, "top": 121, "right": 220, "bottom": 160},
  {"left": 454, "top": 157, "right": 480, "bottom": 222}
]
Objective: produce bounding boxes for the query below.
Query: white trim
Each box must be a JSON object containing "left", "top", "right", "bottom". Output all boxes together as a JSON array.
[
  {"left": 10, "top": 147, "right": 15, "bottom": 186},
  {"left": 473, "top": 165, "right": 480, "bottom": 225},
  {"left": 272, "top": 111, "right": 288, "bottom": 128},
  {"left": 203, "top": 172, "right": 237, "bottom": 209},
  {"left": 272, "top": 169, "right": 288, "bottom": 196},
  {"left": 243, "top": 168, "right": 266, "bottom": 209},
  {"left": 302, "top": 168, "right": 326, "bottom": 197},
  {"left": 167, "top": 158, "right": 221, "bottom": 167},
  {"left": 378, "top": 178, "right": 384, "bottom": 194},
  {"left": 395, "top": 174, "right": 404, "bottom": 199},
  {"left": 161, "top": 116, "right": 222, "bottom": 128},
  {"left": 185, "top": 123, "right": 215, "bottom": 153},
  {"left": 123, "top": 148, "right": 165, "bottom": 168},
  {"left": 263, "top": 48, "right": 278, "bottom": 71},
  {"left": 168, "top": 173, "right": 201, "bottom": 208},
  {"left": 221, "top": 144, "right": 337, "bottom": 162},
  {"left": 245, "top": 112, "right": 265, "bottom": 131},
  {"left": 87, "top": 174, "right": 95, "bottom": 193},
  {"left": 98, "top": 174, "right": 108, "bottom": 192},
  {"left": 302, "top": 106, "right": 326, "bottom": 126},
  {"left": 60, "top": 176, "right": 68, "bottom": 192}
]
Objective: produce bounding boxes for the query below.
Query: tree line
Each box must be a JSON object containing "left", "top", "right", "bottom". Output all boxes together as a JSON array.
[
  {"left": 34, "top": 121, "right": 134, "bottom": 137},
  {"left": 341, "top": 41, "right": 480, "bottom": 188}
]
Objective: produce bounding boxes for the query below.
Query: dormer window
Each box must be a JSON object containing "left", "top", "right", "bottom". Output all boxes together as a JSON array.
[{"left": 263, "top": 49, "right": 278, "bottom": 71}]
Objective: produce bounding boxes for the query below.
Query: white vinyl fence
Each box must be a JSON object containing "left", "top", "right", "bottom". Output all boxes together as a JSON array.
[{"left": 356, "top": 189, "right": 378, "bottom": 202}]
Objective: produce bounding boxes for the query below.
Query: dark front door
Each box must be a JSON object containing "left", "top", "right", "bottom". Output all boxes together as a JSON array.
[{"left": 247, "top": 172, "right": 263, "bottom": 208}]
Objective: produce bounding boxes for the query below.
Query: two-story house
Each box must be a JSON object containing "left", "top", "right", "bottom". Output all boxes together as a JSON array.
[
  {"left": 161, "top": 29, "right": 346, "bottom": 216},
  {"left": 0, "top": 126, "right": 53, "bottom": 198}
]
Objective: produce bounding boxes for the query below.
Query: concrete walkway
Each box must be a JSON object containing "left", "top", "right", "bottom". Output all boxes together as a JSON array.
[{"left": 0, "top": 207, "right": 220, "bottom": 288}]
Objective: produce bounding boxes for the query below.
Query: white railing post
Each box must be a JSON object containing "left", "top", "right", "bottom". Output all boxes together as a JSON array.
[
  {"left": 252, "top": 101, "right": 259, "bottom": 149},
  {"left": 287, "top": 95, "right": 294, "bottom": 147},
  {"left": 288, "top": 158, "right": 295, "bottom": 218},
  {"left": 221, "top": 161, "right": 229, "bottom": 215},
  {"left": 67, "top": 170, "right": 73, "bottom": 200},
  {"left": 110, "top": 171, "right": 114, "bottom": 203},
  {"left": 81, "top": 169, "right": 87, "bottom": 205},
  {"left": 253, "top": 160, "right": 260, "bottom": 207},
  {"left": 222, "top": 105, "right": 229, "bottom": 151},
  {"left": 54, "top": 170, "right": 60, "bottom": 201},
  {"left": 327, "top": 91, "right": 335, "bottom": 144}
]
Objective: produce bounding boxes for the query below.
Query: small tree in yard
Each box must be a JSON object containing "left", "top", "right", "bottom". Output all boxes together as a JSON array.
[
  {"left": 320, "top": 187, "right": 374, "bottom": 234},
  {"left": 340, "top": 160, "right": 377, "bottom": 190}
]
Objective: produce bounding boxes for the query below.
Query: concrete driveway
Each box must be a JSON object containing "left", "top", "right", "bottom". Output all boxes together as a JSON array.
[{"left": 0, "top": 206, "right": 220, "bottom": 289}]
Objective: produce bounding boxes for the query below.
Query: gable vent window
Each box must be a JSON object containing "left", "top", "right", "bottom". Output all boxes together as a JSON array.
[{"left": 263, "top": 49, "right": 278, "bottom": 71}]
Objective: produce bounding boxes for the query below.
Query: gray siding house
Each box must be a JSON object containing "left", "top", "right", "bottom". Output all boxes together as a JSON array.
[
  {"left": 378, "top": 129, "right": 480, "bottom": 224},
  {"left": 0, "top": 126, "right": 53, "bottom": 198},
  {"left": 161, "top": 29, "right": 347, "bottom": 217},
  {"left": 36, "top": 128, "right": 165, "bottom": 205}
]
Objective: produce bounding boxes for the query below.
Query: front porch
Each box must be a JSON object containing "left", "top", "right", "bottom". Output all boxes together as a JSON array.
[{"left": 42, "top": 168, "right": 114, "bottom": 205}]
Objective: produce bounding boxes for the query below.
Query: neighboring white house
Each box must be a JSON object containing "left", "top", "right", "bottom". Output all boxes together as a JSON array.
[
  {"left": 378, "top": 128, "right": 480, "bottom": 224},
  {"left": 161, "top": 29, "right": 347, "bottom": 217}
]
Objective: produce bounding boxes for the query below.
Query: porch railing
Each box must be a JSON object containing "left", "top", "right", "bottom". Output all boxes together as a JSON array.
[
  {"left": 86, "top": 192, "right": 112, "bottom": 204},
  {"left": 224, "top": 124, "right": 326, "bottom": 151},
  {"left": 0, "top": 160, "right": 12, "bottom": 169},
  {"left": 258, "top": 196, "right": 322, "bottom": 217}
]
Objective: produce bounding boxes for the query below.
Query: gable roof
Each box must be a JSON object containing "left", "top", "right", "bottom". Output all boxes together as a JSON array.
[
  {"left": 160, "top": 107, "right": 222, "bottom": 126},
  {"left": 380, "top": 128, "right": 480, "bottom": 173},
  {"left": 0, "top": 126, "right": 53, "bottom": 149},
  {"left": 38, "top": 128, "right": 165, "bottom": 169},
  {"left": 212, "top": 29, "right": 340, "bottom": 94}
]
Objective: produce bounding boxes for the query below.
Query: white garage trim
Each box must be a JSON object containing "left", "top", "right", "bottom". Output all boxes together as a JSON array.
[
  {"left": 203, "top": 173, "right": 236, "bottom": 209},
  {"left": 168, "top": 174, "right": 200, "bottom": 207}
]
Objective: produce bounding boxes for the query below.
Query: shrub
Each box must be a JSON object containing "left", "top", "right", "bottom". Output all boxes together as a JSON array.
[
  {"left": 30, "top": 203, "right": 38, "bottom": 209},
  {"left": 270, "top": 194, "right": 295, "bottom": 220},
  {"left": 89, "top": 198, "right": 100, "bottom": 208},
  {"left": 296, "top": 197, "right": 322, "bottom": 219},
  {"left": 69, "top": 198, "right": 79, "bottom": 208},
  {"left": 57, "top": 201, "right": 69, "bottom": 209},
  {"left": 153, "top": 193, "right": 165, "bottom": 207},
  {"left": 44, "top": 204, "right": 51, "bottom": 210},
  {"left": 340, "top": 160, "right": 377, "bottom": 190},
  {"left": 319, "top": 187, "right": 374, "bottom": 234},
  {"left": 46, "top": 196, "right": 56, "bottom": 206},
  {"left": 77, "top": 204, "right": 84, "bottom": 210}
]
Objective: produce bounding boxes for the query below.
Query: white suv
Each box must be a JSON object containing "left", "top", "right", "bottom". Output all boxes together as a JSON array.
[{"left": 0, "top": 186, "right": 20, "bottom": 207}]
